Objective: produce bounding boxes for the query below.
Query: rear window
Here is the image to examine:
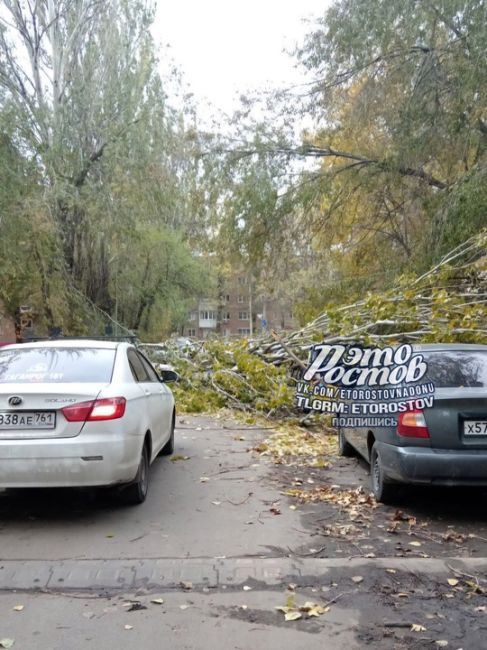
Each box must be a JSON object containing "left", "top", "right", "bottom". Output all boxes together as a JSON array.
[
  {"left": 0, "top": 347, "right": 115, "bottom": 383},
  {"left": 424, "top": 351, "right": 487, "bottom": 388}
]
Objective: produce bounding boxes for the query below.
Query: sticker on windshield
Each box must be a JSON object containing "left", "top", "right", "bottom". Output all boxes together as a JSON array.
[{"left": 296, "top": 343, "right": 435, "bottom": 427}]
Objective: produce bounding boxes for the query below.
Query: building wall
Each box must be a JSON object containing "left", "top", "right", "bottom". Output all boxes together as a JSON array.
[
  {"left": 220, "top": 274, "right": 253, "bottom": 336},
  {"left": 182, "top": 273, "right": 297, "bottom": 340}
]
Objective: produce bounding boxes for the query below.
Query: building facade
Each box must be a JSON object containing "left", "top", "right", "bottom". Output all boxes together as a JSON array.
[{"left": 182, "top": 273, "right": 296, "bottom": 339}]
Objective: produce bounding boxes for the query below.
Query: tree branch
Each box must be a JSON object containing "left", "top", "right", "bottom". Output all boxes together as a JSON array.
[
  {"left": 296, "top": 145, "right": 448, "bottom": 190},
  {"left": 72, "top": 118, "right": 141, "bottom": 187}
]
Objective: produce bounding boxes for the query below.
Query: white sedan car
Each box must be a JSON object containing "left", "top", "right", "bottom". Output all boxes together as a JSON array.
[{"left": 0, "top": 340, "right": 176, "bottom": 504}]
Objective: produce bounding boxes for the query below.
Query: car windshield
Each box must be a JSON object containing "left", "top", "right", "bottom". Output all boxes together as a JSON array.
[
  {"left": 0, "top": 347, "right": 115, "bottom": 383},
  {"left": 423, "top": 350, "right": 487, "bottom": 388}
]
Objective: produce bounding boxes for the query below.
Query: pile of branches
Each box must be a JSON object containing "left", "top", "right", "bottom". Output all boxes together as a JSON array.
[{"left": 166, "top": 231, "right": 487, "bottom": 416}]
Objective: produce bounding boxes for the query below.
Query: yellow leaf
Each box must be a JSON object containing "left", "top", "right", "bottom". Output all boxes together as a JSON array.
[
  {"left": 299, "top": 601, "right": 315, "bottom": 612},
  {"left": 447, "top": 578, "right": 459, "bottom": 587},
  {"left": 275, "top": 606, "right": 292, "bottom": 614},
  {"left": 308, "top": 605, "right": 330, "bottom": 617},
  {"left": 411, "top": 624, "right": 426, "bottom": 632},
  {"left": 284, "top": 611, "right": 302, "bottom": 621},
  {"left": 299, "top": 601, "right": 329, "bottom": 616}
]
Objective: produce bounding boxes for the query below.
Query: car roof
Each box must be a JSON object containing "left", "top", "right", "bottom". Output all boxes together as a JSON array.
[
  {"left": 413, "top": 343, "right": 487, "bottom": 352},
  {"left": 1, "top": 339, "right": 125, "bottom": 351}
]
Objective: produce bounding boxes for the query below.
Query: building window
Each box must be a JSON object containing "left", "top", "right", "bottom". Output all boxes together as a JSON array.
[
  {"left": 200, "top": 310, "right": 216, "bottom": 320},
  {"left": 187, "top": 328, "right": 196, "bottom": 337},
  {"left": 237, "top": 295, "right": 244, "bottom": 303},
  {"left": 238, "top": 328, "right": 251, "bottom": 335},
  {"left": 238, "top": 311, "right": 248, "bottom": 320},
  {"left": 222, "top": 311, "right": 231, "bottom": 321},
  {"left": 238, "top": 276, "right": 248, "bottom": 285},
  {"left": 189, "top": 311, "right": 197, "bottom": 321}
]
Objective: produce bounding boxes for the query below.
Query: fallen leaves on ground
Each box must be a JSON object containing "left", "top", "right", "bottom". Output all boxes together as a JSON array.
[
  {"left": 286, "top": 485, "right": 377, "bottom": 521},
  {"left": 170, "top": 455, "right": 190, "bottom": 462},
  {"left": 322, "top": 522, "right": 362, "bottom": 538},
  {"left": 254, "top": 422, "right": 335, "bottom": 468},
  {"left": 0, "top": 640, "right": 14, "bottom": 649},
  {"left": 442, "top": 530, "right": 468, "bottom": 544},
  {"left": 387, "top": 511, "right": 472, "bottom": 548},
  {"left": 282, "top": 610, "right": 302, "bottom": 621},
  {"left": 411, "top": 623, "right": 427, "bottom": 632},
  {"left": 126, "top": 602, "right": 147, "bottom": 612},
  {"left": 276, "top": 598, "right": 330, "bottom": 622}
]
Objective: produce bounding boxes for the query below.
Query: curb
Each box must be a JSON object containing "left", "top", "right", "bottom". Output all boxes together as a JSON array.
[{"left": 0, "top": 557, "right": 486, "bottom": 592}]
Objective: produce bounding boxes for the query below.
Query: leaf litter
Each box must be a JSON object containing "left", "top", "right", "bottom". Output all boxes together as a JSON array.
[{"left": 275, "top": 592, "right": 331, "bottom": 622}]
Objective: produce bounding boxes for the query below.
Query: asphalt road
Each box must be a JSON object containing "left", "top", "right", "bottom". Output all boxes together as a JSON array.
[
  {"left": 0, "top": 414, "right": 486, "bottom": 649},
  {"left": 0, "top": 414, "right": 310, "bottom": 561}
]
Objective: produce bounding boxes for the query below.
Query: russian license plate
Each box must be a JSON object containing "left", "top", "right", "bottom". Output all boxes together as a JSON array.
[
  {"left": 0, "top": 411, "right": 56, "bottom": 430},
  {"left": 464, "top": 420, "right": 487, "bottom": 436}
]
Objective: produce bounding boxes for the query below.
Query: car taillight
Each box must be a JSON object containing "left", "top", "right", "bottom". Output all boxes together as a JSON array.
[
  {"left": 62, "top": 398, "right": 126, "bottom": 422},
  {"left": 397, "top": 409, "right": 430, "bottom": 438}
]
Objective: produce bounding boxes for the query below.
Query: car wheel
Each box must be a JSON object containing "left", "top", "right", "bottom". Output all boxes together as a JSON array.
[
  {"left": 338, "top": 428, "right": 355, "bottom": 457},
  {"left": 159, "top": 412, "right": 175, "bottom": 456},
  {"left": 121, "top": 443, "right": 150, "bottom": 505},
  {"left": 370, "top": 443, "right": 397, "bottom": 504}
]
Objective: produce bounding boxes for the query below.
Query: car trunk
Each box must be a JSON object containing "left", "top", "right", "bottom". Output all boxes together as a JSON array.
[
  {"left": 0, "top": 383, "right": 106, "bottom": 439},
  {"left": 423, "top": 388, "right": 487, "bottom": 450}
]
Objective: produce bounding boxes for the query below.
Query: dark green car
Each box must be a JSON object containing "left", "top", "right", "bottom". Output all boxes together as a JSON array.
[{"left": 339, "top": 344, "right": 487, "bottom": 503}]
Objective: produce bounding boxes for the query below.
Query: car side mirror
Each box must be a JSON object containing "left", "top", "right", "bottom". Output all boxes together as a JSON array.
[{"left": 159, "top": 369, "right": 179, "bottom": 383}]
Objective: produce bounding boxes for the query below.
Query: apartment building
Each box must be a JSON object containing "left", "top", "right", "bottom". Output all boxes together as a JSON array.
[
  {"left": 182, "top": 274, "right": 296, "bottom": 339},
  {"left": 184, "top": 298, "right": 219, "bottom": 339}
]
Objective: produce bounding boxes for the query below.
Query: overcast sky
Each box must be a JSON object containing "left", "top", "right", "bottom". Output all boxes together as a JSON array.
[{"left": 152, "top": 1, "right": 330, "bottom": 116}]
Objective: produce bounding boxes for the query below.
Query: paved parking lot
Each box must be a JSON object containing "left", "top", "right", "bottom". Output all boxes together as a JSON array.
[{"left": 1, "top": 415, "right": 486, "bottom": 649}]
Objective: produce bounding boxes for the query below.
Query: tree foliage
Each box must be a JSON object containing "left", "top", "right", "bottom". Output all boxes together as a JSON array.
[
  {"left": 206, "top": 0, "right": 487, "bottom": 319},
  {"left": 0, "top": 0, "right": 208, "bottom": 336}
]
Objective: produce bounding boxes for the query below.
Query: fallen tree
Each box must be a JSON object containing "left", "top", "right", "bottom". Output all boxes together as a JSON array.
[{"left": 163, "top": 230, "right": 487, "bottom": 417}]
